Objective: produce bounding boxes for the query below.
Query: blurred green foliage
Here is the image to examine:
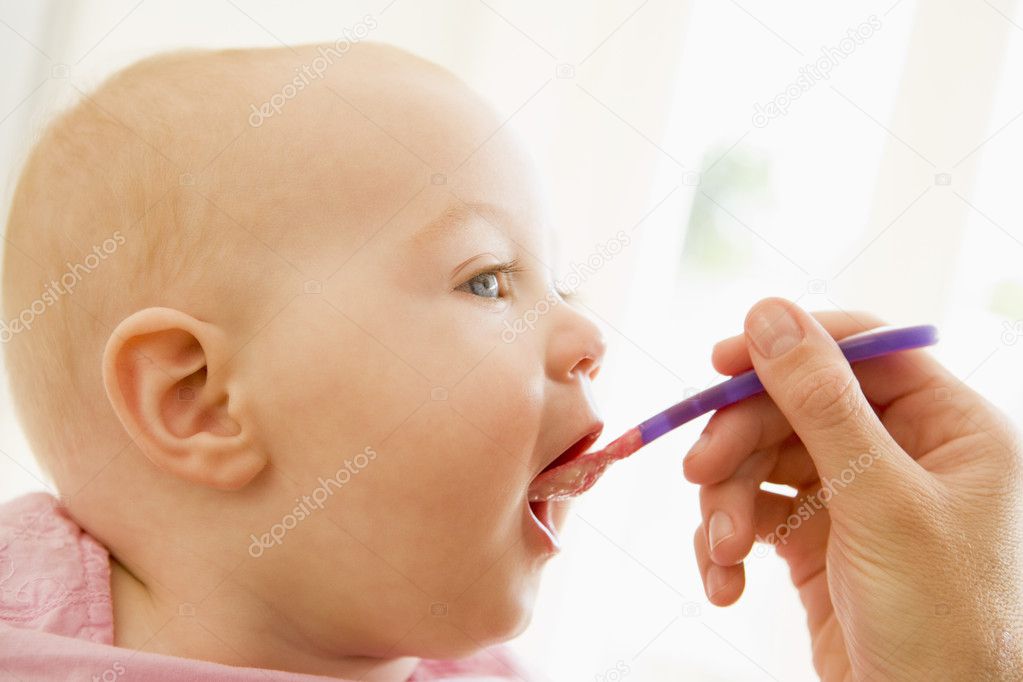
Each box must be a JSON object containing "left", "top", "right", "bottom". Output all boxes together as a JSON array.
[
  {"left": 990, "top": 279, "right": 1023, "bottom": 319},
  {"left": 681, "top": 143, "right": 772, "bottom": 273}
]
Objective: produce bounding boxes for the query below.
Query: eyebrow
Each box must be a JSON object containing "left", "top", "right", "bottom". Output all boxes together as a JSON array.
[{"left": 412, "top": 200, "right": 510, "bottom": 246}]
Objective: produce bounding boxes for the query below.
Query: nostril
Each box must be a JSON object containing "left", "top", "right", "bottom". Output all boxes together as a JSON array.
[{"left": 571, "top": 355, "right": 600, "bottom": 380}]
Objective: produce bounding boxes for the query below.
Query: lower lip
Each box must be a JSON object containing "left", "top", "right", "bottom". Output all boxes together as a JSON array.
[{"left": 527, "top": 499, "right": 560, "bottom": 554}]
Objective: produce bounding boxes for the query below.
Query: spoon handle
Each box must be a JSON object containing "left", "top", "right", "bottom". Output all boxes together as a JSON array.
[{"left": 636, "top": 324, "right": 939, "bottom": 445}]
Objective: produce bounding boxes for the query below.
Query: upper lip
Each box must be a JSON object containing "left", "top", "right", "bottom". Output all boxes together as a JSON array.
[{"left": 534, "top": 420, "right": 604, "bottom": 480}]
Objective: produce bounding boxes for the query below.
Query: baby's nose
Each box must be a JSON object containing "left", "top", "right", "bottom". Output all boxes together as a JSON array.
[{"left": 545, "top": 305, "right": 606, "bottom": 382}]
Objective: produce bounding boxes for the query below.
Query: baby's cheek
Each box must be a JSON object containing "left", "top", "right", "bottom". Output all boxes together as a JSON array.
[
  {"left": 360, "top": 403, "right": 521, "bottom": 519},
  {"left": 450, "top": 356, "right": 545, "bottom": 460},
  {"left": 331, "top": 407, "right": 525, "bottom": 593}
]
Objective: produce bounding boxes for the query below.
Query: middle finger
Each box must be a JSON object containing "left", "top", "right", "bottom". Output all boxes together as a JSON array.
[{"left": 683, "top": 392, "right": 794, "bottom": 486}]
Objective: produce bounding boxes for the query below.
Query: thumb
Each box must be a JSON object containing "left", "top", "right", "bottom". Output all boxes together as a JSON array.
[{"left": 743, "top": 297, "right": 917, "bottom": 499}]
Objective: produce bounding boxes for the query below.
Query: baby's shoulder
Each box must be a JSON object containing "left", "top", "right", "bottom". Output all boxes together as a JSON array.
[{"left": 0, "top": 491, "right": 113, "bottom": 643}]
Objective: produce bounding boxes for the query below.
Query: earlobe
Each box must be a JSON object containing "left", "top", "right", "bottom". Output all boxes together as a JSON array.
[{"left": 102, "top": 307, "right": 267, "bottom": 491}]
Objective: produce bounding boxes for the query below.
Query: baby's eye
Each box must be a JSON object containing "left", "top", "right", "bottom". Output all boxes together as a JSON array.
[
  {"left": 455, "top": 260, "right": 522, "bottom": 300},
  {"left": 459, "top": 271, "right": 501, "bottom": 298}
]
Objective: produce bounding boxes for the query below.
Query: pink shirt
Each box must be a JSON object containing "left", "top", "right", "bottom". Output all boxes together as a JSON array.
[{"left": 0, "top": 493, "right": 530, "bottom": 681}]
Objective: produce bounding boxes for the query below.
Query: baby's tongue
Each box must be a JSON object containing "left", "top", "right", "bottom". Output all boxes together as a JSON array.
[
  {"left": 528, "top": 428, "right": 643, "bottom": 501},
  {"left": 528, "top": 457, "right": 611, "bottom": 502}
]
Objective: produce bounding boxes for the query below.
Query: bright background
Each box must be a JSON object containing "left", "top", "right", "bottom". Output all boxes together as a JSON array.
[{"left": 2, "top": 1, "right": 1023, "bottom": 679}]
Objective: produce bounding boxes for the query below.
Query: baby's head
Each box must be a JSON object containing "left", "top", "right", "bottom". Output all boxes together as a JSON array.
[{"left": 1, "top": 43, "right": 604, "bottom": 667}]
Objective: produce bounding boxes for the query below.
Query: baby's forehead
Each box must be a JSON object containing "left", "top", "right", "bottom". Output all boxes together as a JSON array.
[
  {"left": 139, "top": 44, "right": 510, "bottom": 259},
  {"left": 209, "top": 48, "right": 549, "bottom": 268},
  {"left": 241, "top": 45, "right": 498, "bottom": 169}
]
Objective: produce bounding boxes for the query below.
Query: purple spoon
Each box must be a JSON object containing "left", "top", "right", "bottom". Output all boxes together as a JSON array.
[{"left": 528, "top": 324, "right": 939, "bottom": 501}]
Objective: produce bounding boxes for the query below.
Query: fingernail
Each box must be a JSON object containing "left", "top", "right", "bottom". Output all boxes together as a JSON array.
[
  {"left": 708, "top": 511, "right": 734, "bottom": 551},
  {"left": 747, "top": 300, "right": 804, "bottom": 358},
  {"left": 684, "top": 431, "right": 711, "bottom": 463},
  {"left": 707, "top": 564, "right": 729, "bottom": 597}
]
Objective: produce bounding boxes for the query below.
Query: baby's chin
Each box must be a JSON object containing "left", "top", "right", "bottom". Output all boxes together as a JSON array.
[
  {"left": 388, "top": 555, "right": 543, "bottom": 659},
  {"left": 407, "top": 593, "right": 536, "bottom": 660}
]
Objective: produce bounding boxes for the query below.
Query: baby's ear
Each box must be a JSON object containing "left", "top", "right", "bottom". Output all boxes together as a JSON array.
[{"left": 101, "top": 307, "right": 267, "bottom": 490}]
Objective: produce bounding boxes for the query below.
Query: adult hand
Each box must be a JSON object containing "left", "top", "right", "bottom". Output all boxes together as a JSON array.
[{"left": 684, "top": 297, "right": 1023, "bottom": 680}]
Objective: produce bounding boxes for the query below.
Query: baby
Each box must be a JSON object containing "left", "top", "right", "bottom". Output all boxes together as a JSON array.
[{"left": 0, "top": 42, "right": 605, "bottom": 680}]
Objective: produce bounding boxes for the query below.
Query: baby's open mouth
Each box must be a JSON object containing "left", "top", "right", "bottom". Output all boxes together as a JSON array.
[
  {"left": 539, "top": 430, "right": 602, "bottom": 477},
  {"left": 527, "top": 429, "right": 602, "bottom": 546}
]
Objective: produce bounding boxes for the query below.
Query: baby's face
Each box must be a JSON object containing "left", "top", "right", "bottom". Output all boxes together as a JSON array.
[{"left": 221, "top": 51, "right": 605, "bottom": 656}]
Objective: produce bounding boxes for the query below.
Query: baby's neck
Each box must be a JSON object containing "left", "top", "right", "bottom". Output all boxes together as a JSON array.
[{"left": 109, "top": 556, "right": 419, "bottom": 681}]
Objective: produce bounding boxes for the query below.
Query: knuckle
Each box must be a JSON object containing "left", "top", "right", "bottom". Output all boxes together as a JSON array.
[
  {"left": 1004, "top": 429, "right": 1023, "bottom": 474},
  {"left": 984, "top": 411, "right": 1023, "bottom": 474},
  {"left": 786, "top": 365, "right": 862, "bottom": 428}
]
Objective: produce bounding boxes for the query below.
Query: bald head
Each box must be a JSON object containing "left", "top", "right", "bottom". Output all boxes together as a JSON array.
[{"left": 1, "top": 43, "right": 504, "bottom": 490}]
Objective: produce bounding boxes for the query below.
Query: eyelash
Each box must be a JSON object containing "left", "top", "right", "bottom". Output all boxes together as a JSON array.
[
  {"left": 458, "top": 260, "right": 524, "bottom": 298},
  {"left": 455, "top": 261, "right": 580, "bottom": 306}
]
